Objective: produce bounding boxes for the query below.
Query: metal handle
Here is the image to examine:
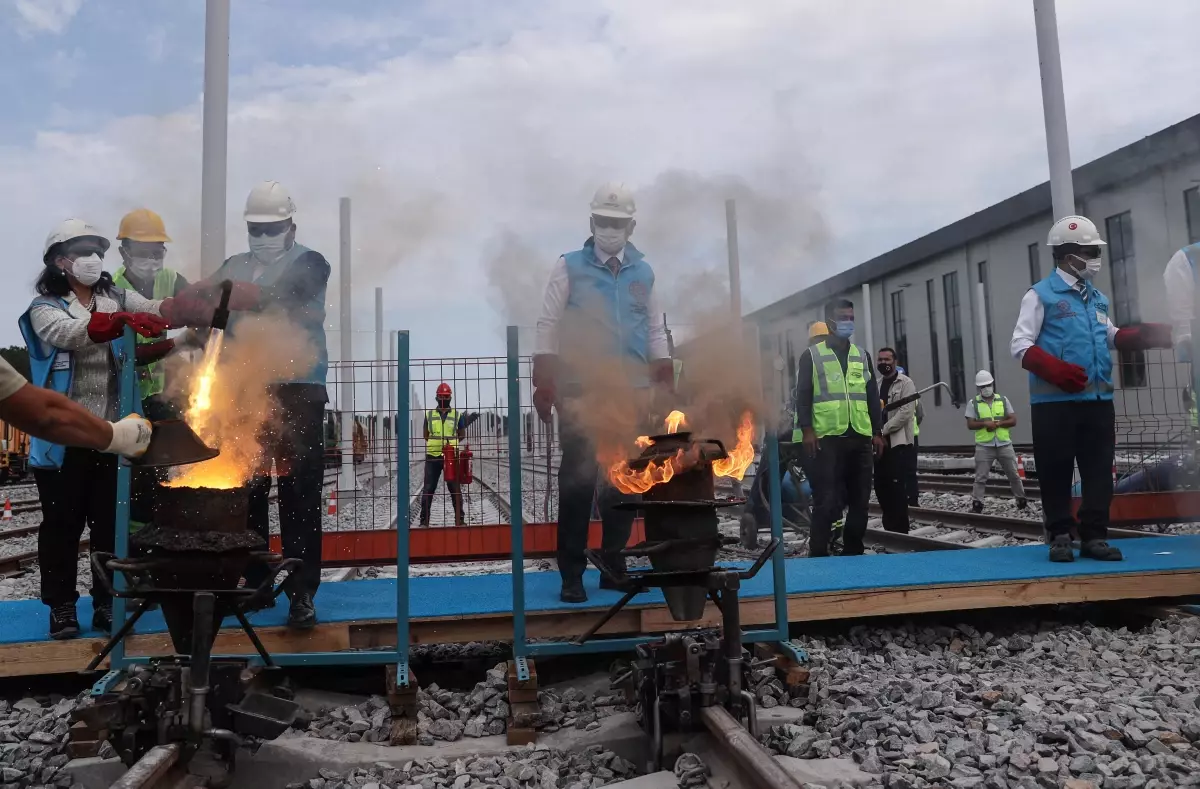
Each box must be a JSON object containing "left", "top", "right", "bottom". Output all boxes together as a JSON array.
[{"left": 737, "top": 538, "right": 779, "bottom": 580}]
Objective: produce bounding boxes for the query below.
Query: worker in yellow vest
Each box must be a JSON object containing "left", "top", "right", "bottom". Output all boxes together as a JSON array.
[
  {"left": 112, "top": 209, "right": 192, "bottom": 533},
  {"left": 964, "top": 370, "right": 1026, "bottom": 512},
  {"left": 420, "top": 382, "right": 466, "bottom": 527},
  {"left": 793, "top": 299, "right": 885, "bottom": 557}
]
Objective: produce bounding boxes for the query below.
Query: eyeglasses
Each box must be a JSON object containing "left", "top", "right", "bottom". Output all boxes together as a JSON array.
[
  {"left": 63, "top": 242, "right": 105, "bottom": 259},
  {"left": 247, "top": 221, "right": 291, "bottom": 237},
  {"left": 591, "top": 215, "right": 632, "bottom": 230}
]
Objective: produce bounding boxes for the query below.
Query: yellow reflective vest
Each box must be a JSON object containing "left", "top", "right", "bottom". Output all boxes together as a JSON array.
[
  {"left": 426, "top": 409, "right": 459, "bottom": 457},
  {"left": 973, "top": 395, "right": 1011, "bottom": 444},
  {"left": 805, "top": 341, "right": 872, "bottom": 439}
]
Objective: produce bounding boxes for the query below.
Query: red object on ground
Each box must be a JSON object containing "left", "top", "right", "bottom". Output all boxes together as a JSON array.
[{"left": 443, "top": 445, "right": 458, "bottom": 483}]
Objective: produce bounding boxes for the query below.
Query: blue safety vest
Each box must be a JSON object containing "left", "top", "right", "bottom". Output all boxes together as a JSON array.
[
  {"left": 560, "top": 239, "right": 655, "bottom": 388},
  {"left": 18, "top": 295, "right": 129, "bottom": 470},
  {"left": 215, "top": 243, "right": 328, "bottom": 386},
  {"left": 1027, "top": 272, "right": 1114, "bottom": 404}
]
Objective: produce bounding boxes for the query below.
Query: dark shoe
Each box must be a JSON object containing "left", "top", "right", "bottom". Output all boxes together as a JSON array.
[
  {"left": 287, "top": 593, "right": 317, "bottom": 630},
  {"left": 971, "top": 500, "right": 984, "bottom": 514},
  {"left": 418, "top": 521, "right": 430, "bottom": 529},
  {"left": 91, "top": 602, "right": 113, "bottom": 633},
  {"left": 1049, "top": 535, "right": 1075, "bottom": 563},
  {"left": 599, "top": 574, "right": 628, "bottom": 591},
  {"left": 49, "top": 604, "right": 80, "bottom": 640},
  {"left": 1080, "top": 540, "right": 1123, "bottom": 561},
  {"left": 1016, "top": 498, "right": 1028, "bottom": 510},
  {"left": 559, "top": 581, "right": 587, "bottom": 604}
]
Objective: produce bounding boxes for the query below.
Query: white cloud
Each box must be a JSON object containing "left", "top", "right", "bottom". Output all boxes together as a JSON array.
[
  {"left": 4, "top": 0, "right": 1200, "bottom": 361},
  {"left": 10, "top": 0, "right": 82, "bottom": 36}
]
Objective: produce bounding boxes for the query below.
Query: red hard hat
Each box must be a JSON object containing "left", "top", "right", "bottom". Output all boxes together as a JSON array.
[{"left": 436, "top": 383, "right": 452, "bottom": 397}]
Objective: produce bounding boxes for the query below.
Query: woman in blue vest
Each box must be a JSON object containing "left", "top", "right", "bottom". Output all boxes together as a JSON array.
[
  {"left": 19, "top": 219, "right": 200, "bottom": 640},
  {"left": 1011, "top": 215, "right": 1172, "bottom": 562}
]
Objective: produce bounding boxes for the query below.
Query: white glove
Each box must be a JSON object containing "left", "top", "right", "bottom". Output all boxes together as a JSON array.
[{"left": 104, "top": 414, "right": 153, "bottom": 458}]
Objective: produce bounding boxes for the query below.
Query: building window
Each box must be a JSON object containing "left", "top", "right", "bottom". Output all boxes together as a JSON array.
[
  {"left": 943, "top": 271, "right": 966, "bottom": 404},
  {"left": 926, "top": 279, "right": 942, "bottom": 407},
  {"left": 1186, "top": 187, "right": 1200, "bottom": 245},
  {"left": 1105, "top": 211, "right": 1145, "bottom": 388},
  {"left": 890, "top": 290, "right": 908, "bottom": 375},
  {"left": 977, "top": 261, "right": 994, "bottom": 374},
  {"left": 1028, "top": 242, "right": 1041, "bottom": 284}
]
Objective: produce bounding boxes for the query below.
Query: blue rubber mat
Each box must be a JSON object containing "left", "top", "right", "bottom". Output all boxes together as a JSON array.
[{"left": 1, "top": 535, "right": 1196, "bottom": 646}]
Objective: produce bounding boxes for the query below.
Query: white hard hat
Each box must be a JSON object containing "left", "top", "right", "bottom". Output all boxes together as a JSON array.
[
  {"left": 244, "top": 181, "right": 296, "bottom": 223},
  {"left": 590, "top": 182, "right": 635, "bottom": 219},
  {"left": 43, "top": 219, "right": 109, "bottom": 259},
  {"left": 975, "top": 370, "right": 995, "bottom": 387},
  {"left": 1046, "top": 215, "right": 1106, "bottom": 247}
]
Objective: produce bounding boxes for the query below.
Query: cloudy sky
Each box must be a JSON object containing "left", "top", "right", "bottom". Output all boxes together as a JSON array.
[{"left": 3, "top": 0, "right": 1200, "bottom": 362}]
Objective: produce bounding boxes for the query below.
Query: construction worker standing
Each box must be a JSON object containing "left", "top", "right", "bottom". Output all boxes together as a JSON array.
[
  {"left": 793, "top": 299, "right": 885, "bottom": 557},
  {"left": 198, "top": 181, "right": 331, "bottom": 630},
  {"left": 874, "top": 348, "right": 915, "bottom": 534},
  {"left": 964, "top": 369, "right": 1026, "bottom": 512},
  {"left": 533, "top": 183, "right": 674, "bottom": 604},
  {"left": 420, "top": 383, "right": 466, "bottom": 527},
  {"left": 1011, "top": 215, "right": 1172, "bottom": 562}
]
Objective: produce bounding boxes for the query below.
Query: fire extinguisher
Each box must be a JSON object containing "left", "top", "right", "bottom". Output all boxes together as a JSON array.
[
  {"left": 457, "top": 443, "right": 473, "bottom": 485},
  {"left": 443, "top": 444, "right": 458, "bottom": 483}
]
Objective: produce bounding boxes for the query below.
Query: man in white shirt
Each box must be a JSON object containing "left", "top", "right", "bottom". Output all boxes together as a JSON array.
[
  {"left": 963, "top": 369, "right": 1026, "bottom": 512},
  {"left": 1163, "top": 243, "right": 1200, "bottom": 361},
  {"left": 1011, "top": 215, "right": 1171, "bottom": 562},
  {"left": 532, "top": 183, "right": 674, "bottom": 604}
]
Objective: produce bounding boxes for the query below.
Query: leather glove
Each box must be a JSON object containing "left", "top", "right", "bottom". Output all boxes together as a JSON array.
[
  {"left": 649, "top": 358, "right": 676, "bottom": 394},
  {"left": 135, "top": 338, "right": 175, "bottom": 365},
  {"left": 1114, "top": 323, "right": 1173, "bottom": 351},
  {"left": 87, "top": 312, "right": 168, "bottom": 343},
  {"left": 182, "top": 281, "right": 261, "bottom": 311},
  {"left": 103, "top": 414, "right": 153, "bottom": 458},
  {"left": 1021, "top": 345, "right": 1087, "bottom": 394},
  {"left": 159, "top": 296, "right": 214, "bottom": 329},
  {"left": 532, "top": 354, "right": 558, "bottom": 424}
]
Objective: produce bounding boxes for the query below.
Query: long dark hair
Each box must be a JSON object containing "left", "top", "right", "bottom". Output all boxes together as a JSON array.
[{"left": 36, "top": 248, "right": 116, "bottom": 299}]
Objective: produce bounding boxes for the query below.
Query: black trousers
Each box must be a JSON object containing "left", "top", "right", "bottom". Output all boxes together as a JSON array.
[
  {"left": 906, "top": 436, "right": 920, "bottom": 506},
  {"left": 807, "top": 435, "right": 873, "bottom": 557},
  {"left": 418, "top": 456, "right": 463, "bottom": 524},
  {"left": 556, "top": 402, "right": 636, "bottom": 584},
  {"left": 244, "top": 385, "right": 327, "bottom": 595},
  {"left": 129, "top": 395, "right": 178, "bottom": 529},
  {"left": 874, "top": 444, "right": 912, "bottom": 534},
  {"left": 1031, "top": 400, "right": 1115, "bottom": 541},
  {"left": 33, "top": 448, "right": 117, "bottom": 608}
]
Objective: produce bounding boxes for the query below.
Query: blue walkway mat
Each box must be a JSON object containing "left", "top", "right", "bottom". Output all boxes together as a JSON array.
[{"left": 2, "top": 535, "right": 1196, "bottom": 646}]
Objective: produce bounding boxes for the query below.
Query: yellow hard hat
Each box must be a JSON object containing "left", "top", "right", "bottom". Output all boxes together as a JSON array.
[
  {"left": 808, "top": 321, "right": 829, "bottom": 340},
  {"left": 116, "top": 208, "right": 172, "bottom": 243}
]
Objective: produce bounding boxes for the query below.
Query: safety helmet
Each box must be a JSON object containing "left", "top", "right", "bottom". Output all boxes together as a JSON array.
[
  {"left": 590, "top": 183, "right": 635, "bottom": 219},
  {"left": 43, "top": 219, "right": 109, "bottom": 261},
  {"left": 975, "top": 370, "right": 995, "bottom": 387},
  {"left": 1046, "top": 215, "right": 1106, "bottom": 247},
  {"left": 436, "top": 382, "right": 452, "bottom": 398},
  {"left": 116, "top": 208, "right": 172, "bottom": 243},
  {"left": 244, "top": 181, "right": 297, "bottom": 223},
  {"left": 807, "top": 321, "right": 829, "bottom": 340}
]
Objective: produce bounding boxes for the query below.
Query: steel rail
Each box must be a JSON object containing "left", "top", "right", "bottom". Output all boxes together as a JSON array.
[{"left": 700, "top": 705, "right": 805, "bottom": 788}]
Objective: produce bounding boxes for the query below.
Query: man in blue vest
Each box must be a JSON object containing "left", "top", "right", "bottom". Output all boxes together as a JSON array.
[
  {"left": 195, "top": 181, "right": 330, "bottom": 629},
  {"left": 532, "top": 183, "right": 675, "bottom": 604},
  {"left": 1011, "top": 215, "right": 1171, "bottom": 562}
]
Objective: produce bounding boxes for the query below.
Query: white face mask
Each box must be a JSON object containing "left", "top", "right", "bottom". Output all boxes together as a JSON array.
[
  {"left": 1070, "top": 255, "right": 1102, "bottom": 281},
  {"left": 593, "top": 227, "right": 628, "bottom": 257},
  {"left": 979, "top": 386, "right": 994, "bottom": 398},
  {"left": 126, "top": 256, "right": 162, "bottom": 279},
  {"left": 248, "top": 233, "right": 289, "bottom": 266},
  {"left": 68, "top": 254, "right": 103, "bottom": 286}
]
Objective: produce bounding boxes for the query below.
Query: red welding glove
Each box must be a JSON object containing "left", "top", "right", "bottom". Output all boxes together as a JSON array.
[
  {"left": 87, "top": 312, "right": 168, "bottom": 343},
  {"left": 532, "top": 354, "right": 557, "bottom": 424},
  {"left": 649, "top": 358, "right": 675, "bottom": 395},
  {"left": 135, "top": 338, "right": 175, "bottom": 365},
  {"left": 1021, "top": 345, "right": 1088, "bottom": 394},
  {"left": 183, "top": 281, "right": 262, "bottom": 311},
  {"left": 1114, "top": 323, "right": 1173, "bottom": 351},
  {"left": 159, "top": 296, "right": 214, "bottom": 329}
]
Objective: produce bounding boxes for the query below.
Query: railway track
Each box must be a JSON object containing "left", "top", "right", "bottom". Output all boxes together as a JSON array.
[{"left": 916, "top": 473, "right": 1041, "bottom": 497}]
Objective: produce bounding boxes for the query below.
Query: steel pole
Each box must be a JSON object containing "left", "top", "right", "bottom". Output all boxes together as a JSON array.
[
  {"left": 1033, "top": 0, "right": 1075, "bottom": 220},
  {"left": 374, "top": 287, "right": 386, "bottom": 479},
  {"left": 725, "top": 199, "right": 742, "bottom": 319},
  {"left": 389, "top": 330, "right": 397, "bottom": 455},
  {"left": 860, "top": 283, "right": 874, "bottom": 358},
  {"left": 975, "top": 281, "right": 990, "bottom": 373},
  {"left": 339, "top": 198, "right": 355, "bottom": 492},
  {"left": 199, "top": 0, "right": 230, "bottom": 278}
]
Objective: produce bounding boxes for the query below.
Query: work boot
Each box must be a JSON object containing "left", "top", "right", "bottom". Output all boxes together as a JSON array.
[
  {"left": 91, "top": 602, "right": 113, "bottom": 633},
  {"left": 418, "top": 520, "right": 430, "bottom": 529},
  {"left": 287, "top": 592, "right": 317, "bottom": 630},
  {"left": 48, "top": 604, "right": 80, "bottom": 640},
  {"left": 1048, "top": 534, "right": 1075, "bottom": 563},
  {"left": 1016, "top": 498, "right": 1028, "bottom": 510},
  {"left": 971, "top": 500, "right": 984, "bottom": 514},
  {"left": 1080, "top": 540, "right": 1123, "bottom": 561},
  {"left": 598, "top": 553, "right": 628, "bottom": 591},
  {"left": 559, "top": 580, "right": 587, "bottom": 604}
]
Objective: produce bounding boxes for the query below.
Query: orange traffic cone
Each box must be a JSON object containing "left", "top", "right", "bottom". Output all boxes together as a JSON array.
[
  {"left": 327, "top": 490, "right": 338, "bottom": 516},
  {"left": 1016, "top": 455, "right": 1026, "bottom": 480},
  {"left": 2, "top": 498, "right": 10, "bottom": 521}
]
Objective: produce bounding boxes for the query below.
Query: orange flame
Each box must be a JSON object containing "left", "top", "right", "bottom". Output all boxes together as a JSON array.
[
  {"left": 712, "top": 412, "right": 755, "bottom": 480},
  {"left": 635, "top": 435, "right": 652, "bottom": 449},
  {"left": 665, "top": 410, "right": 686, "bottom": 434},
  {"left": 608, "top": 450, "right": 682, "bottom": 495}
]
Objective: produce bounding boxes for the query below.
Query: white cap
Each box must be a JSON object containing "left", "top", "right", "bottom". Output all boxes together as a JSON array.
[
  {"left": 1046, "top": 215, "right": 1106, "bottom": 247},
  {"left": 43, "top": 219, "right": 109, "bottom": 258},
  {"left": 590, "top": 182, "right": 635, "bottom": 219},
  {"left": 244, "top": 180, "right": 296, "bottom": 223},
  {"left": 975, "top": 369, "right": 995, "bottom": 387}
]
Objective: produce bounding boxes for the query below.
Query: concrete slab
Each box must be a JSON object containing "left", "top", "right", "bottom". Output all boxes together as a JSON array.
[
  {"left": 607, "top": 772, "right": 678, "bottom": 788},
  {"left": 678, "top": 731, "right": 873, "bottom": 788},
  {"left": 756, "top": 704, "right": 807, "bottom": 729}
]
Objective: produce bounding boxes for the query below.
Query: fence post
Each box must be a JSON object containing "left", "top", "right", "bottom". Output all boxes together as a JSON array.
[{"left": 506, "top": 326, "right": 528, "bottom": 677}]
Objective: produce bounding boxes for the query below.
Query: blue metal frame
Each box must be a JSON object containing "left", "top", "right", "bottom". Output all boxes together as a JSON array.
[
  {"left": 504, "top": 326, "right": 805, "bottom": 663},
  {"left": 106, "top": 329, "right": 415, "bottom": 679}
]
